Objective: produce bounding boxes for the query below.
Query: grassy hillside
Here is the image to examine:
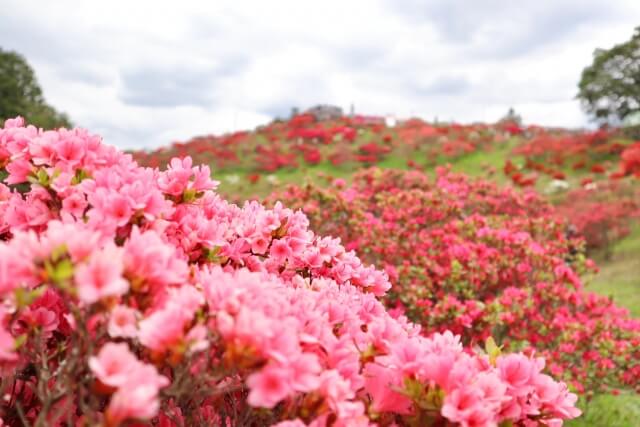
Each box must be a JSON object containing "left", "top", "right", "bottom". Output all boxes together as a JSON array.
[{"left": 588, "top": 224, "right": 640, "bottom": 317}]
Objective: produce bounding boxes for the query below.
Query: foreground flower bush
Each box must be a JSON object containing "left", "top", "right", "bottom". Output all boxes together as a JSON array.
[
  {"left": 0, "top": 118, "right": 581, "bottom": 426},
  {"left": 269, "top": 168, "right": 640, "bottom": 395}
]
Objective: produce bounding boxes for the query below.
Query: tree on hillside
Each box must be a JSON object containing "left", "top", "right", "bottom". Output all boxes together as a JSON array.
[
  {"left": 0, "top": 47, "right": 71, "bottom": 128},
  {"left": 577, "top": 27, "right": 640, "bottom": 125}
]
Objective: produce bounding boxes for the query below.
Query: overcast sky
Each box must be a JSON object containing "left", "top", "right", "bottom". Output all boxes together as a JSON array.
[{"left": 2, "top": 0, "right": 639, "bottom": 149}]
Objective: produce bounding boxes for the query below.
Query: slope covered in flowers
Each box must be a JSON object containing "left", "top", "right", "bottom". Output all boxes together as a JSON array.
[
  {"left": 0, "top": 118, "right": 583, "bottom": 426},
  {"left": 131, "top": 114, "right": 529, "bottom": 181},
  {"left": 269, "top": 168, "right": 640, "bottom": 395},
  {"left": 131, "top": 114, "right": 640, "bottom": 260},
  {"left": 131, "top": 114, "right": 639, "bottom": 185}
]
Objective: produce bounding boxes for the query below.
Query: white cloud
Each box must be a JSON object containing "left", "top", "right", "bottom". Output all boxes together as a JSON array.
[{"left": 1, "top": 0, "right": 639, "bottom": 148}]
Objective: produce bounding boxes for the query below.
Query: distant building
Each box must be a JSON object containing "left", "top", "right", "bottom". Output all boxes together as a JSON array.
[
  {"left": 499, "top": 107, "right": 523, "bottom": 126},
  {"left": 305, "top": 104, "right": 344, "bottom": 121}
]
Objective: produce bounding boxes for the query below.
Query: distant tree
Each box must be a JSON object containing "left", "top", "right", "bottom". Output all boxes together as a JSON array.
[
  {"left": 0, "top": 47, "right": 71, "bottom": 128},
  {"left": 577, "top": 27, "right": 640, "bottom": 125}
]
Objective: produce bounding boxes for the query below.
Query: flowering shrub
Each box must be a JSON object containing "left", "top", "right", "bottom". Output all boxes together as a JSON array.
[
  {"left": 512, "top": 130, "right": 621, "bottom": 175},
  {"left": 0, "top": 118, "right": 581, "bottom": 426},
  {"left": 269, "top": 168, "right": 640, "bottom": 395},
  {"left": 556, "top": 179, "right": 640, "bottom": 254},
  {"left": 619, "top": 141, "right": 640, "bottom": 177}
]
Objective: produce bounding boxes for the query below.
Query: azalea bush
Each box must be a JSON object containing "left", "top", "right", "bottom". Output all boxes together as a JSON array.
[
  {"left": 618, "top": 141, "right": 640, "bottom": 177},
  {"left": 269, "top": 168, "right": 640, "bottom": 395},
  {"left": 512, "top": 129, "right": 623, "bottom": 176},
  {"left": 555, "top": 179, "right": 640, "bottom": 255},
  {"left": 0, "top": 118, "right": 582, "bottom": 426}
]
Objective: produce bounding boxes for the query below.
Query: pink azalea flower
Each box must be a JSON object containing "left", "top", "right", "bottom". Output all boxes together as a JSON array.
[
  {"left": 0, "top": 321, "right": 17, "bottom": 362},
  {"left": 5, "top": 158, "right": 32, "bottom": 185},
  {"left": 363, "top": 363, "right": 412, "bottom": 414},
  {"left": 3, "top": 116, "right": 24, "bottom": 128},
  {"left": 74, "top": 244, "right": 129, "bottom": 304},
  {"left": 250, "top": 235, "right": 270, "bottom": 254},
  {"left": 138, "top": 305, "right": 188, "bottom": 352},
  {"left": 105, "top": 193, "right": 133, "bottom": 227},
  {"left": 288, "top": 353, "right": 321, "bottom": 392},
  {"left": 61, "top": 190, "right": 88, "bottom": 219},
  {"left": 123, "top": 227, "right": 188, "bottom": 291},
  {"left": 270, "top": 239, "right": 292, "bottom": 261},
  {"left": 54, "top": 134, "right": 86, "bottom": 168},
  {"left": 108, "top": 305, "right": 138, "bottom": 338},
  {"left": 533, "top": 374, "right": 562, "bottom": 403},
  {"left": 497, "top": 354, "right": 535, "bottom": 394},
  {"left": 19, "top": 307, "right": 59, "bottom": 338},
  {"left": 273, "top": 420, "right": 307, "bottom": 427},
  {"left": 441, "top": 387, "right": 483, "bottom": 424},
  {"left": 247, "top": 364, "right": 292, "bottom": 408},
  {"left": 107, "top": 385, "right": 162, "bottom": 424},
  {"left": 88, "top": 342, "right": 139, "bottom": 388},
  {"left": 105, "top": 362, "right": 169, "bottom": 425}
]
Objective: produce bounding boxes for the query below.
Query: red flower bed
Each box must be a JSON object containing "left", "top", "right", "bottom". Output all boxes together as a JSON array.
[
  {"left": 512, "top": 129, "right": 628, "bottom": 179},
  {"left": 556, "top": 180, "right": 640, "bottom": 254},
  {"left": 619, "top": 141, "right": 640, "bottom": 177},
  {"left": 131, "top": 115, "right": 522, "bottom": 178}
]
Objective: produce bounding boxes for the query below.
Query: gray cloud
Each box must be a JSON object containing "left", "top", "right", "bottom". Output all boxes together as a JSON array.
[
  {"left": 415, "top": 75, "right": 471, "bottom": 96},
  {"left": 59, "top": 61, "right": 112, "bottom": 86},
  {"left": 478, "top": 3, "right": 620, "bottom": 59},
  {"left": 118, "top": 66, "right": 218, "bottom": 108},
  {"left": 257, "top": 93, "right": 333, "bottom": 119},
  {"left": 1, "top": 0, "right": 639, "bottom": 148},
  {"left": 0, "top": 11, "right": 112, "bottom": 68},
  {"left": 93, "top": 124, "right": 157, "bottom": 150},
  {"left": 334, "top": 43, "right": 388, "bottom": 69},
  {"left": 390, "top": 0, "right": 623, "bottom": 58}
]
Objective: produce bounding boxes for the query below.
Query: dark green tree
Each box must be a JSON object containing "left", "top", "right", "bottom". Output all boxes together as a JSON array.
[
  {"left": 0, "top": 47, "right": 71, "bottom": 128},
  {"left": 577, "top": 27, "right": 640, "bottom": 125}
]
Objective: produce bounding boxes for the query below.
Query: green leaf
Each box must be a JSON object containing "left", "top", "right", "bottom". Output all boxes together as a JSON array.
[
  {"left": 50, "top": 244, "right": 68, "bottom": 263},
  {"left": 182, "top": 188, "right": 198, "bottom": 203},
  {"left": 51, "top": 258, "right": 74, "bottom": 283},
  {"left": 36, "top": 168, "right": 50, "bottom": 186},
  {"left": 485, "top": 336, "right": 502, "bottom": 365},
  {"left": 15, "top": 286, "right": 46, "bottom": 309},
  {"left": 13, "top": 334, "right": 27, "bottom": 350},
  {"left": 70, "top": 169, "right": 90, "bottom": 185}
]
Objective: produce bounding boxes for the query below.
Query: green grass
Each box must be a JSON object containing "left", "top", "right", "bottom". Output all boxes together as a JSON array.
[
  {"left": 587, "top": 224, "right": 640, "bottom": 317},
  {"left": 216, "top": 160, "right": 359, "bottom": 199},
  {"left": 449, "top": 139, "right": 517, "bottom": 179},
  {"left": 568, "top": 392, "right": 640, "bottom": 427},
  {"left": 213, "top": 133, "right": 524, "bottom": 199}
]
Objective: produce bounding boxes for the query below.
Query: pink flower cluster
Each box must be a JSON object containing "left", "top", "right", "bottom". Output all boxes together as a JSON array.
[
  {"left": 0, "top": 117, "right": 580, "bottom": 426},
  {"left": 89, "top": 342, "right": 169, "bottom": 424}
]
